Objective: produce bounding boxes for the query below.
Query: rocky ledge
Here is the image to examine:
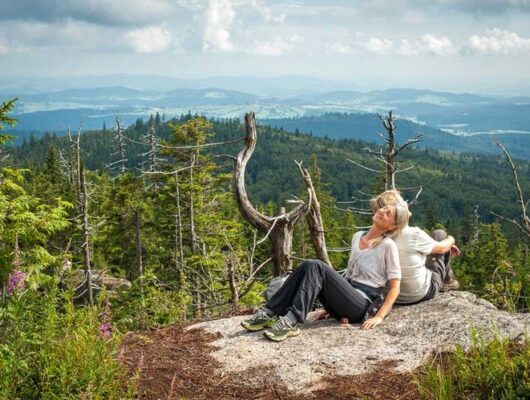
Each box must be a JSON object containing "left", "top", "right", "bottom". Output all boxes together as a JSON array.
[{"left": 191, "top": 291, "right": 529, "bottom": 395}]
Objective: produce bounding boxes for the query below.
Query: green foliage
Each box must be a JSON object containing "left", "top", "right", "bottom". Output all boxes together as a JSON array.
[
  {"left": 0, "top": 98, "right": 17, "bottom": 145},
  {"left": 0, "top": 167, "right": 71, "bottom": 285},
  {"left": 111, "top": 270, "right": 191, "bottom": 331},
  {"left": 416, "top": 332, "right": 530, "bottom": 400},
  {"left": 0, "top": 286, "right": 136, "bottom": 399},
  {"left": 453, "top": 223, "right": 529, "bottom": 311}
]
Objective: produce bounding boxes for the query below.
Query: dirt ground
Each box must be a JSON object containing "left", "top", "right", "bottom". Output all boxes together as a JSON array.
[{"left": 118, "top": 320, "right": 420, "bottom": 400}]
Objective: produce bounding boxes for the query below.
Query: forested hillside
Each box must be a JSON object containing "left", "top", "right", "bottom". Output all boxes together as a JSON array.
[
  {"left": 262, "top": 113, "right": 530, "bottom": 160},
  {"left": 12, "top": 113, "right": 530, "bottom": 241}
]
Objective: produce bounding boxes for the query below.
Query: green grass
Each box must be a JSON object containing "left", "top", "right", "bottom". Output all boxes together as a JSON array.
[{"left": 416, "top": 331, "right": 530, "bottom": 400}]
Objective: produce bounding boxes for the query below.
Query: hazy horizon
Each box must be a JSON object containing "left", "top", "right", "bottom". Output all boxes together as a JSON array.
[
  {"left": 3, "top": 73, "right": 530, "bottom": 98},
  {"left": 1, "top": 1, "right": 529, "bottom": 96}
]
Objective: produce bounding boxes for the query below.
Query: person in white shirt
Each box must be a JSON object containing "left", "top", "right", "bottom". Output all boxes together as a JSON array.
[
  {"left": 241, "top": 203, "right": 410, "bottom": 342},
  {"left": 371, "top": 190, "right": 461, "bottom": 304}
]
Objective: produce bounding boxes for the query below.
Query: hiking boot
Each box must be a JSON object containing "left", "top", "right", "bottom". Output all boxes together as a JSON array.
[
  {"left": 442, "top": 279, "right": 460, "bottom": 292},
  {"left": 241, "top": 308, "right": 278, "bottom": 331},
  {"left": 263, "top": 316, "right": 300, "bottom": 342}
]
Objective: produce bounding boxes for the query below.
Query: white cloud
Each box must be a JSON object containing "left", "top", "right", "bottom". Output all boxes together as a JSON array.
[
  {"left": 203, "top": 0, "right": 236, "bottom": 52},
  {"left": 397, "top": 39, "right": 419, "bottom": 56},
  {"left": 328, "top": 42, "right": 354, "bottom": 54},
  {"left": 361, "top": 38, "right": 394, "bottom": 55},
  {"left": 420, "top": 34, "right": 455, "bottom": 55},
  {"left": 125, "top": 26, "right": 172, "bottom": 54},
  {"left": 392, "top": 35, "right": 455, "bottom": 56},
  {"left": 465, "top": 28, "right": 530, "bottom": 54},
  {"left": 252, "top": 35, "right": 300, "bottom": 56},
  {"left": 251, "top": 0, "right": 286, "bottom": 22}
]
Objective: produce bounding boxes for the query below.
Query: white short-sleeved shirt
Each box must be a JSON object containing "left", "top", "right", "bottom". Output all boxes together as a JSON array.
[
  {"left": 344, "top": 231, "right": 401, "bottom": 289},
  {"left": 393, "top": 226, "right": 436, "bottom": 304}
]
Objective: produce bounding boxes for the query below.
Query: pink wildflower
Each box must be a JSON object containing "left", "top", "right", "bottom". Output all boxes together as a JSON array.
[
  {"left": 7, "top": 269, "right": 25, "bottom": 295},
  {"left": 98, "top": 322, "right": 112, "bottom": 338}
]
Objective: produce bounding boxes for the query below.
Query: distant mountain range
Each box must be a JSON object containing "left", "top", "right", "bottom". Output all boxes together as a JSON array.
[{"left": 4, "top": 85, "right": 530, "bottom": 159}]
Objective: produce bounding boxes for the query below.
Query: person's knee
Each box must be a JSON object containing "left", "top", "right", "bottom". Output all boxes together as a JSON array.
[
  {"left": 302, "top": 259, "right": 327, "bottom": 273},
  {"left": 298, "top": 260, "right": 313, "bottom": 270},
  {"left": 432, "top": 229, "right": 447, "bottom": 241}
]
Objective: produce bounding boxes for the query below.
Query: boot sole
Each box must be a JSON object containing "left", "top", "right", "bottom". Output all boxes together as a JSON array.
[
  {"left": 241, "top": 321, "right": 276, "bottom": 332},
  {"left": 263, "top": 328, "right": 301, "bottom": 342}
]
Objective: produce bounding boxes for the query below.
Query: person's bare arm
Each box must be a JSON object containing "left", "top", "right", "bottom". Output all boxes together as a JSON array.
[
  {"left": 361, "top": 278, "right": 399, "bottom": 330},
  {"left": 431, "top": 235, "right": 456, "bottom": 254}
]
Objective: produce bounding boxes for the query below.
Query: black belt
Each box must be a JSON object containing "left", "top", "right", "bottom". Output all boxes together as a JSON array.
[{"left": 348, "top": 279, "right": 384, "bottom": 301}]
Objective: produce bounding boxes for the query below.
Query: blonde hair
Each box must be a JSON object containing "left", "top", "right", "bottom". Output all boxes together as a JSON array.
[
  {"left": 370, "top": 189, "right": 404, "bottom": 213},
  {"left": 368, "top": 191, "right": 411, "bottom": 247}
]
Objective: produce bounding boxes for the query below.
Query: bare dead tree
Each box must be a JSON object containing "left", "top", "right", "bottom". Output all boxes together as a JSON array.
[
  {"left": 295, "top": 160, "right": 332, "bottom": 267},
  {"left": 57, "top": 148, "right": 73, "bottom": 186},
  {"left": 174, "top": 170, "right": 185, "bottom": 274},
  {"left": 67, "top": 124, "right": 83, "bottom": 206},
  {"left": 188, "top": 154, "right": 198, "bottom": 254},
  {"left": 135, "top": 207, "right": 143, "bottom": 294},
  {"left": 349, "top": 111, "right": 422, "bottom": 191},
  {"left": 233, "top": 112, "right": 311, "bottom": 276},
  {"left": 493, "top": 139, "right": 530, "bottom": 239},
  {"left": 65, "top": 123, "right": 100, "bottom": 306},
  {"left": 81, "top": 168, "right": 94, "bottom": 306},
  {"left": 106, "top": 117, "right": 128, "bottom": 173},
  {"left": 226, "top": 254, "right": 239, "bottom": 308},
  {"left": 139, "top": 118, "right": 165, "bottom": 192}
]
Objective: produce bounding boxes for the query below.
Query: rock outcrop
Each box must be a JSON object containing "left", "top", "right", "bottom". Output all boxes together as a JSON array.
[{"left": 191, "top": 291, "right": 529, "bottom": 395}]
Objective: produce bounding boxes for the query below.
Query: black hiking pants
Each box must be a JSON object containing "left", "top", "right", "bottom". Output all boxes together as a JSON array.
[{"left": 266, "top": 259, "right": 372, "bottom": 324}]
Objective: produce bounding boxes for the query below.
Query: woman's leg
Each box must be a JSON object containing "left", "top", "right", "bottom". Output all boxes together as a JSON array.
[
  {"left": 423, "top": 229, "right": 453, "bottom": 300},
  {"left": 317, "top": 269, "right": 371, "bottom": 323},
  {"left": 266, "top": 259, "right": 322, "bottom": 319},
  {"left": 267, "top": 259, "right": 370, "bottom": 323}
]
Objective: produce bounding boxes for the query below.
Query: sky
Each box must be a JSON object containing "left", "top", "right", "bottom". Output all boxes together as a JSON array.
[{"left": 0, "top": 0, "right": 530, "bottom": 94}]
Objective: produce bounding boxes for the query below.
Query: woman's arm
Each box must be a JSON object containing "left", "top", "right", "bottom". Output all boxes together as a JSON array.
[
  {"left": 431, "top": 235, "right": 456, "bottom": 254},
  {"left": 361, "top": 278, "right": 400, "bottom": 330}
]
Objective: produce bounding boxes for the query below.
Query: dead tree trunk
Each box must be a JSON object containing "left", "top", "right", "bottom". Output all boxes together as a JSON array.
[
  {"left": 116, "top": 118, "right": 127, "bottom": 174},
  {"left": 174, "top": 171, "right": 185, "bottom": 274},
  {"left": 493, "top": 139, "right": 530, "bottom": 239},
  {"left": 233, "top": 112, "right": 311, "bottom": 276},
  {"left": 227, "top": 255, "right": 239, "bottom": 308},
  {"left": 81, "top": 169, "right": 94, "bottom": 306},
  {"left": 188, "top": 154, "right": 197, "bottom": 254},
  {"left": 135, "top": 207, "right": 143, "bottom": 293},
  {"left": 107, "top": 117, "right": 128, "bottom": 173},
  {"left": 376, "top": 111, "right": 422, "bottom": 190},
  {"left": 67, "top": 125, "right": 83, "bottom": 206},
  {"left": 296, "top": 161, "right": 332, "bottom": 267}
]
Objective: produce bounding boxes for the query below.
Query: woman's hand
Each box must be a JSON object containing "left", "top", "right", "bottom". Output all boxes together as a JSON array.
[
  {"left": 313, "top": 310, "right": 331, "bottom": 321},
  {"left": 361, "top": 315, "right": 383, "bottom": 330}
]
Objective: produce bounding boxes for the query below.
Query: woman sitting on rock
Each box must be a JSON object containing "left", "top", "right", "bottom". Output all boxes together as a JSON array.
[
  {"left": 371, "top": 190, "right": 461, "bottom": 305},
  {"left": 241, "top": 203, "right": 409, "bottom": 342}
]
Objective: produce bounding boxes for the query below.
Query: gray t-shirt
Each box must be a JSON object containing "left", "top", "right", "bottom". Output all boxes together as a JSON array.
[
  {"left": 394, "top": 226, "right": 436, "bottom": 304},
  {"left": 345, "top": 231, "right": 401, "bottom": 288}
]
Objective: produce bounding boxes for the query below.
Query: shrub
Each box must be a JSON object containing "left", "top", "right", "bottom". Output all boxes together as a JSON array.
[
  {"left": 111, "top": 270, "right": 192, "bottom": 331},
  {"left": 416, "top": 331, "right": 530, "bottom": 400}
]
